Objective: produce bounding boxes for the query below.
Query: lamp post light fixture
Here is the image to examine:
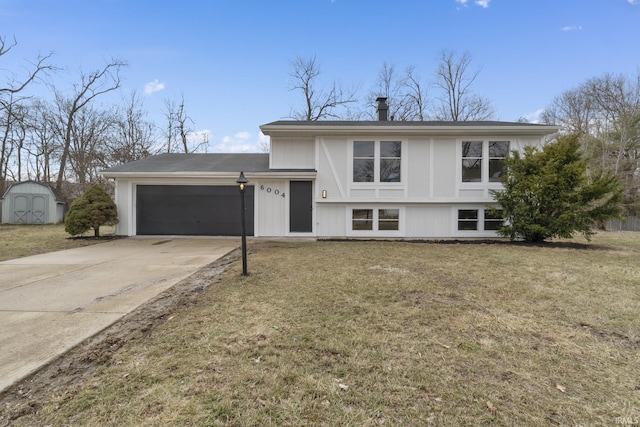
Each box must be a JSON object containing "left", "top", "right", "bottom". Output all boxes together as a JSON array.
[{"left": 236, "top": 171, "right": 249, "bottom": 276}]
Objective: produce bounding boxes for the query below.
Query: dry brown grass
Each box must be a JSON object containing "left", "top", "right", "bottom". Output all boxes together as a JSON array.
[
  {"left": 4, "top": 232, "right": 640, "bottom": 425},
  {"left": 0, "top": 224, "right": 116, "bottom": 261}
]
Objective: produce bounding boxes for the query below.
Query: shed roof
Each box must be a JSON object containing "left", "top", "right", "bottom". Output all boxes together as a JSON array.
[{"left": 0, "top": 180, "right": 64, "bottom": 202}]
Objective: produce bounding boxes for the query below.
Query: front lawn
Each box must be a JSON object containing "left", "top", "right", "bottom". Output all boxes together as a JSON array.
[
  {"left": 4, "top": 233, "right": 640, "bottom": 425},
  {"left": 0, "top": 224, "right": 116, "bottom": 261}
]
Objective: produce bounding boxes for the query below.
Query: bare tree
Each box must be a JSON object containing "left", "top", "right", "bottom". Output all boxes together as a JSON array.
[
  {"left": 0, "top": 35, "right": 55, "bottom": 191},
  {"left": 368, "top": 63, "right": 429, "bottom": 121},
  {"left": 110, "top": 91, "right": 157, "bottom": 164},
  {"left": 67, "top": 104, "right": 113, "bottom": 185},
  {"left": 25, "top": 99, "right": 57, "bottom": 182},
  {"left": 542, "top": 72, "right": 640, "bottom": 214},
  {"left": 52, "top": 58, "right": 127, "bottom": 193},
  {"left": 288, "top": 55, "right": 358, "bottom": 121},
  {"left": 163, "top": 95, "right": 199, "bottom": 153},
  {"left": 432, "top": 49, "right": 495, "bottom": 121}
]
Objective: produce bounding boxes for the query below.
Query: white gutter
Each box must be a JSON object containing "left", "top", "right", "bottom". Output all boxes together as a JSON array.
[
  {"left": 100, "top": 171, "right": 317, "bottom": 179},
  {"left": 261, "top": 124, "right": 561, "bottom": 137}
]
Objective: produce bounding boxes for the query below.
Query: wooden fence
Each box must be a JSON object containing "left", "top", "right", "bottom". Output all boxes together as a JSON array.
[{"left": 606, "top": 216, "right": 640, "bottom": 231}]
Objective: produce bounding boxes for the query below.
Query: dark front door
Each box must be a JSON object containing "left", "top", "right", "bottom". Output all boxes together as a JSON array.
[
  {"left": 136, "top": 185, "right": 254, "bottom": 236},
  {"left": 289, "top": 181, "right": 312, "bottom": 233}
]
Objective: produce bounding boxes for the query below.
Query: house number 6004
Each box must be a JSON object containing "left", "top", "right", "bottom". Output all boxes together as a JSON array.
[{"left": 260, "top": 185, "right": 286, "bottom": 198}]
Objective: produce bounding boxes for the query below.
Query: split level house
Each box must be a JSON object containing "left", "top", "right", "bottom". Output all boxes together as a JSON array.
[{"left": 101, "top": 98, "right": 560, "bottom": 239}]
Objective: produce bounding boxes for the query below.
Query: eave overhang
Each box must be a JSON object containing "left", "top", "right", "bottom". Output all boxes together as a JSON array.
[
  {"left": 260, "top": 121, "right": 561, "bottom": 137},
  {"left": 100, "top": 170, "right": 317, "bottom": 180}
]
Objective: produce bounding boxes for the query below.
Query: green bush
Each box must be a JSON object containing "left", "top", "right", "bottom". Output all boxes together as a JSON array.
[
  {"left": 64, "top": 184, "right": 118, "bottom": 237},
  {"left": 490, "top": 134, "right": 623, "bottom": 242}
]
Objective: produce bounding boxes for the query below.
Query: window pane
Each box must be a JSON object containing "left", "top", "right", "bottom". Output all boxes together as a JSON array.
[
  {"left": 354, "top": 159, "right": 374, "bottom": 182},
  {"left": 379, "top": 209, "right": 399, "bottom": 220},
  {"left": 458, "top": 210, "right": 478, "bottom": 220},
  {"left": 484, "top": 220, "right": 503, "bottom": 231},
  {"left": 462, "top": 159, "right": 482, "bottom": 182},
  {"left": 458, "top": 220, "right": 478, "bottom": 231},
  {"left": 352, "top": 209, "right": 373, "bottom": 231},
  {"left": 380, "top": 141, "right": 401, "bottom": 158},
  {"left": 489, "top": 159, "right": 506, "bottom": 182},
  {"left": 489, "top": 141, "right": 509, "bottom": 158},
  {"left": 462, "top": 141, "right": 482, "bottom": 157},
  {"left": 354, "top": 141, "right": 374, "bottom": 157},
  {"left": 379, "top": 220, "right": 399, "bottom": 231},
  {"left": 380, "top": 159, "right": 401, "bottom": 182},
  {"left": 485, "top": 209, "right": 503, "bottom": 220}
]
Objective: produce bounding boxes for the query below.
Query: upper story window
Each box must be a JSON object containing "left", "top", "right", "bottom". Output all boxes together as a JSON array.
[
  {"left": 461, "top": 140, "right": 510, "bottom": 183},
  {"left": 488, "top": 141, "right": 510, "bottom": 182},
  {"left": 353, "top": 141, "right": 401, "bottom": 183}
]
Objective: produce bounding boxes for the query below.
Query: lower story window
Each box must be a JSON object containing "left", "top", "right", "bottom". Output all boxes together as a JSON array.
[
  {"left": 378, "top": 209, "right": 399, "bottom": 231},
  {"left": 484, "top": 209, "right": 504, "bottom": 230},
  {"left": 457, "top": 208, "right": 503, "bottom": 232},
  {"left": 458, "top": 209, "right": 479, "bottom": 231},
  {"left": 353, "top": 209, "right": 374, "bottom": 230},
  {"left": 352, "top": 208, "right": 400, "bottom": 232}
]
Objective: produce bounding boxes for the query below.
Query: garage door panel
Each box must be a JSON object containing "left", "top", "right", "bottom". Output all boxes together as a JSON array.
[{"left": 136, "top": 185, "right": 254, "bottom": 236}]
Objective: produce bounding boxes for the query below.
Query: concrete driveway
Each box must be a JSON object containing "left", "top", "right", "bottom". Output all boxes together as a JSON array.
[{"left": 0, "top": 237, "right": 238, "bottom": 392}]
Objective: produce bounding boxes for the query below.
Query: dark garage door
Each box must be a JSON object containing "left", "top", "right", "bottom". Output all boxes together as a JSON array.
[{"left": 136, "top": 185, "right": 254, "bottom": 236}]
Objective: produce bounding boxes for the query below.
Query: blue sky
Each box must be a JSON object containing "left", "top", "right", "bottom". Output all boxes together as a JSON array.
[{"left": 1, "top": 0, "right": 639, "bottom": 153}]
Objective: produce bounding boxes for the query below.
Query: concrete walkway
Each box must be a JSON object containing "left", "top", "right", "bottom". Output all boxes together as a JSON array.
[{"left": 0, "top": 237, "right": 238, "bottom": 392}]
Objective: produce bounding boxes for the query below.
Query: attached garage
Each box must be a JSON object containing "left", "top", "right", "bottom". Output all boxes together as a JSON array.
[{"left": 136, "top": 185, "right": 254, "bottom": 236}]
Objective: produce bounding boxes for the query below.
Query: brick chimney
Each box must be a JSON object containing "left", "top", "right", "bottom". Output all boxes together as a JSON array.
[{"left": 376, "top": 97, "right": 389, "bottom": 121}]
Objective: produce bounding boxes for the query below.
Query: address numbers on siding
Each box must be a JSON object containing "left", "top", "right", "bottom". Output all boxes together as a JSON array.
[{"left": 260, "top": 184, "right": 286, "bottom": 198}]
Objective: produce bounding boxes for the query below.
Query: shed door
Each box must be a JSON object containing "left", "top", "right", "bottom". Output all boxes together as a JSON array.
[
  {"left": 31, "top": 195, "right": 47, "bottom": 224},
  {"left": 136, "top": 185, "right": 254, "bottom": 236},
  {"left": 12, "top": 195, "right": 29, "bottom": 224},
  {"left": 11, "top": 194, "right": 48, "bottom": 224}
]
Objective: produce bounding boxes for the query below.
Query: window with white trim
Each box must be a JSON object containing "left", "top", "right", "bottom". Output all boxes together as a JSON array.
[
  {"left": 352, "top": 208, "right": 400, "bottom": 232},
  {"left": 461, "top": 140, "right": 509, "bottom": 183},
  {"left": 353, "top": 140, "right": 401, "bottom": 183},
  {"left": 457, "top": 208, "right": 503, "bottom": 232}
]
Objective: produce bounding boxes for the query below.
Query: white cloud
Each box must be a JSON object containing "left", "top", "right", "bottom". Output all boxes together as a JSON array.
[
  {"left": 144, "top": 79, "right": 165, "bottom": 95},
  {"left": 523, "top": 109, "right": 545, "bottom": 124},
  {"left": 562, "top": 25, "right": 582, "bottom": 32},
  {"left": 216, "top": 131, "right": 267, "bottom": 153},
  {"left": 628, "top": 0, "right": 639, "bottom": 5},
  {"left": 187, "top": 129, "right": 212, "bottom": 150},
  {"left": 456, "top": 0, "right": 489, "bottom": 7}
]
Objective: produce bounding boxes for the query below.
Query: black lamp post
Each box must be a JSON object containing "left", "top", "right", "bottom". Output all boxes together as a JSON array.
[{"left": 236, "top": 171, "right": 249, "bottom": 276}]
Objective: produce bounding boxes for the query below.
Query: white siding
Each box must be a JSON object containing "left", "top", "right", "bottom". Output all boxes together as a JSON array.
[
  {"left": 270, "top": 137, "right": 315, "bottom": 169},
  {"left": 255, "top": 179, "right": 287, "bottom": 237},
  {"left": 405, "top": 205, "right": 452, "bottom": 238},
  {"left": 316, "top": 205, "right": 346, "bottom": 237},
  {"left": 316, "top": 137, "right": 348, "bottom": 200},
  {"left": 432, "top": 137, "right": 457, "bottom": 198},
  {"left": 406, "top": 137, "right": 431, "bottom": 199}
]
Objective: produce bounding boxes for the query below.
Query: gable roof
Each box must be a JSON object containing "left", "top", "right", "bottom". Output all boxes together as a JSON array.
[
  {"left": 101, "top": 153, "right": 316, "bottom": 179},
  {"left": 103, "top": 153, "right": 270, "bottom": 174}
]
